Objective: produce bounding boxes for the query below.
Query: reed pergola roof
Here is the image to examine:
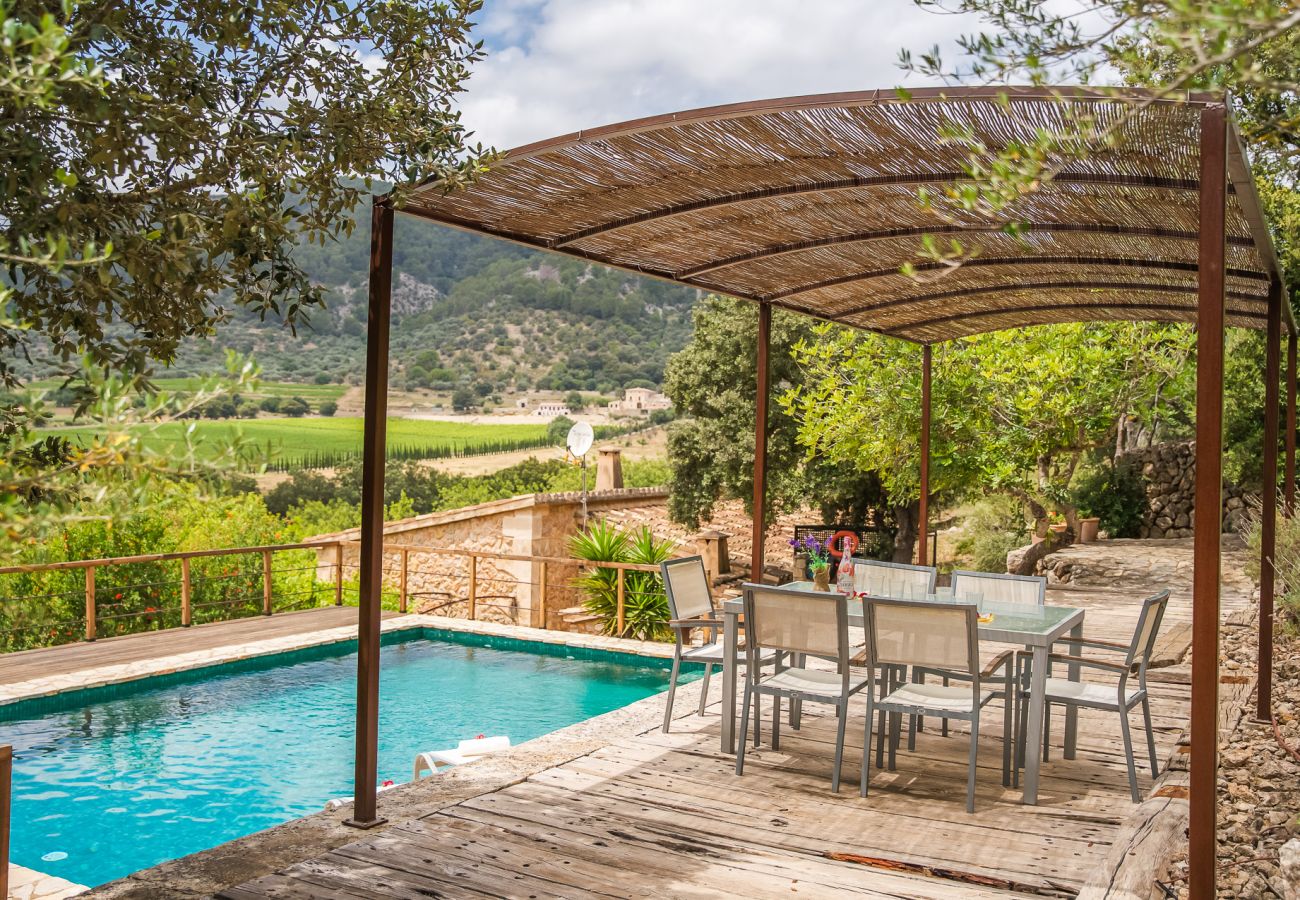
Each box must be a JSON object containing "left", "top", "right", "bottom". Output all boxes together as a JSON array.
[{"left": 403, "top": 87, "right": 1288, "bottom": 342}]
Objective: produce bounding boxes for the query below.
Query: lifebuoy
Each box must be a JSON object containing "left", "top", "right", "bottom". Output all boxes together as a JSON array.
[{"left": 829, "top": 530, "right": 859, "bottom": 561}]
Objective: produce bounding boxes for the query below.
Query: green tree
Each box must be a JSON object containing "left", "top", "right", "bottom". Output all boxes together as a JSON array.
[
  {"left": 451, "top": 387, "right": 476, "bottom": 412},
  {"left": 546, "top": 415, "right": 576, "bottom": 446},
  {"left": 280, "top": 396, "right": 310, "bottom": 418},
  {"left": 565, "top": 391, "right": 586, "bottom": 411},
  {"left": 1, "top": 0, "right": 488, "bottom": 385}
]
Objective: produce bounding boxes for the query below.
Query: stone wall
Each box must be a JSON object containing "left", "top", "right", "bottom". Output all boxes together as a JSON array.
[
  {"left": 310, "top": 488, "right": 670, "bottom": 629},
  {"left": 1118, "top": 440, "right": 1253, "bottom": 539}
]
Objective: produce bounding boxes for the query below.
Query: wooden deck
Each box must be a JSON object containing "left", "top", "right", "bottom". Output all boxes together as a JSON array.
[
  {"left": 0, "top": 606, "right": 393, "bottom": 686},
  {"left": 216, "top": 570, "right": 1247, "bottom": 899}
]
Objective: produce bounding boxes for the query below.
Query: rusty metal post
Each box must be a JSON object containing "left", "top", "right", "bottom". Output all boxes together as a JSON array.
[
  {"left": 84, "top": 567, "right": 96, "bottom": 641},
  {"left": 1287, "top": 333, "right": 1297, "bottom": 517},
  {"left": 262, "top": 550, "right": 273, "bottom": 616},
  {"left": 918, "top": 343, "right": 932, "bottom": 566},
  {"left": 1257, "top": 280, "right": 1282, "bottom": 721},
  {"left": 0, "top": 744, "right": 10, "bottom": 900},
  {"left": 399, "top": 548, "right": 409, "bottom": 614},
  {"left": 537, "top": 560, "right": 548, "bottom": 629},
  {"left": 347, "top": 195, "right": 393, "bottom": 831},
  {"left": 468, "top": 555, "right": 478, "bottom": 620},
  {"left": 334, "top": 543, "right": 345, "bottom": 606},
  {"left": 181, "top": 557, "right": 192, "bottom": 627},
  {"left": 750, "top": 303, "right": 772, "bottom": 583},
  {"left": 1190, "top": 101, "right": 1227, "bottom": 900},
  {"left": 616, "top": 566, "right": 626, "bottom": 636}
]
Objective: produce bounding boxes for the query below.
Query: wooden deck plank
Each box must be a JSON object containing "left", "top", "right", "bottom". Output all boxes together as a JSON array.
[{"left": 0, "top": 606, "right": 391, "bottom": 686}]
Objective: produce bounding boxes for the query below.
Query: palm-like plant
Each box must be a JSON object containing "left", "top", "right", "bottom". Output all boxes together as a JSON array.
[{"left": 570, "top": 519, "right": 674, "bottom": 641}]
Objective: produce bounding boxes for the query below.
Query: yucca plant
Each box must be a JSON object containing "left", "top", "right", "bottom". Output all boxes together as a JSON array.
[{"left": 570, "top": 520, "right": 674, "bottom": 641}]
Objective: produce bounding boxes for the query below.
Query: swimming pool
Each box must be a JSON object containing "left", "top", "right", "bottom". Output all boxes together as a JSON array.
[{"left": 2, "top": 629, "right": 681, "bottom": 887}]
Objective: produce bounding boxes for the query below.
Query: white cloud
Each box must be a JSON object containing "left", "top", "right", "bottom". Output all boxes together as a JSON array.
[{"left": 459, "top": 0, "right": 987, "bottom": 150}]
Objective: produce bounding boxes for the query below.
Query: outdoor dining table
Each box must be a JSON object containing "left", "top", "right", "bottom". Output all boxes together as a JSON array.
[{"left": 718, "top": 583, "right": 1086, "bottom": 805}]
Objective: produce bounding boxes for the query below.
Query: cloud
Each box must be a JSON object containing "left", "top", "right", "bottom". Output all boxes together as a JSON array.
[{"left": 459, "top": 0, "right": 987, "bottom": 150}]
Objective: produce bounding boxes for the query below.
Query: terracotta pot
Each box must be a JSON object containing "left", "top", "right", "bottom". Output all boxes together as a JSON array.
[
  {"left": 1048, "top": 523, "right": 1068, "bottom": 536},
  {"left": 1079, "top": 517, "right": 1101, "bottom": 543},
  {"left": 812, "top": 567, "right": 831, "bottom": 592}
]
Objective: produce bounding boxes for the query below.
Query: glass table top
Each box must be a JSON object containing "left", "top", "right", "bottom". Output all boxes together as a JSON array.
[{"left": 778, "top": 582, "right": 1083, "bottom": 639}]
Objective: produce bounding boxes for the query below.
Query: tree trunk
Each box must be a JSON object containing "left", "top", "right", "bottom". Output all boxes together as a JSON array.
[{"left": 891, "top": 501, "right": 919, "bottom": 564}]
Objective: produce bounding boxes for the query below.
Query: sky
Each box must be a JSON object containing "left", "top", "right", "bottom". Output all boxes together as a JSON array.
[{"left": 458, "top": 0, "right": 988, "bottom": 150}]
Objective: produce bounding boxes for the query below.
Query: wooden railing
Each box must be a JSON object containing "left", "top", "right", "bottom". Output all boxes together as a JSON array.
[{"left": 0, "top": 540, "right": 665, "bottom": 651}]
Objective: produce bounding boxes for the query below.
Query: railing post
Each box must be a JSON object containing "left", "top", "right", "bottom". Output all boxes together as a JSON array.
[
  {"left": 616, "top": 566, "right": 626, "bottom": 637},
  {"left": 0, "top": 744, "right": 10, "bottom": 900},
  {"left": 537, "top": 560, "right": 548, "bottom": 629},
  {"left": 84, "top": 567, "right": 96, "bottom": 641},
  {"left": 334, "top": 543, "right": 344, "bottom": 606},
  {"left": 468, "top": 555, "right": 478, "bottom": 620},
  {"left": 181, "top": 557, "right": 192, "bottom": 627},
  {"left": 262, "top": 550, "right": 273, "bottom": 616},
  {"left": 399, "top": 548, "right": 409, "bottom": 614}
]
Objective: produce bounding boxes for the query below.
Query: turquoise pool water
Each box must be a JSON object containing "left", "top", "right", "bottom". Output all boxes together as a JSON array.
[{"left": 2, "top": 629, "right": 678, "bottom": 887}]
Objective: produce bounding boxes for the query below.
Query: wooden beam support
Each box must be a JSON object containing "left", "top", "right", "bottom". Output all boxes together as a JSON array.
[
  {"left": 1287, "top": 332, "right": 1297, "bottom": 517},
  {"left": 1257, "top": 279, "right": 1282, "bottom": 721},
  {"left": 751, "top": 304, "right": 772, "bottom": 584},
  {"left": 347, "top": 195, "right": 393, "bottom": 831},
  {"left": 1189, "top": 101, "right": 1227, "bottom": 900},
  {"left": 918, "top": 344, "right": 932, "bottom": 566}
]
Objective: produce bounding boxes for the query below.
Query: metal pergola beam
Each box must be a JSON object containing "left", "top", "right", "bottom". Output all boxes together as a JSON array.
[
  {"left": 751, "top": 304, "right": 772, "bottom": 584},
  {"left": 1257, "top": 279, "right": 1282, "bottom": 723},
  {"left": 1189, "top": 100, "right": 1227, "bottom": 899}
]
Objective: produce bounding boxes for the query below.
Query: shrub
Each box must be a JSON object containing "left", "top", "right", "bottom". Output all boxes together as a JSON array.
[
  {"left": 259, "top": 396, "right": 282, "bottom": 413},
  {"left": 955, "top": 496, "right": 1029, "bottom": 573},
  {"left": 570, "top": 519, "right": 674, "bottom": 641},
  {"left": 280, "top": 396, "right": 310, "bottom": 417},
  {"left": 318, "top": 400, "right": 338, "bottom": 417},
  {"left": 1072, "top": 458, "right": 1146, "bottom": 538},
  {"left": 314, "top": 373, "right": 332, "bottom": 385}
]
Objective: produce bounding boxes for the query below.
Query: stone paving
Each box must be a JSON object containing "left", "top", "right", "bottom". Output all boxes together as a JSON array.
[
  {"left": 7, "top": 864, "right": 88, "bottom": 900},
  {"left": 1036, "top": 534, "right": 1256, "bottom": 600}
]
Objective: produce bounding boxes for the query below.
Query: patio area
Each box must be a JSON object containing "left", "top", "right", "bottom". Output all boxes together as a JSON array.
[{"left": 194, "top": 539, "right": 1252, "bottom": 900}]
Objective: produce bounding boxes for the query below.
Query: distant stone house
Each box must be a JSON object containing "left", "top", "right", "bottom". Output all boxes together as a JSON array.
[
  {"left": 533, "top": 402, "right": 571, "bottom": 417},
  {"left": 608, "top": 387, "right": 671, "bottom": 414}
]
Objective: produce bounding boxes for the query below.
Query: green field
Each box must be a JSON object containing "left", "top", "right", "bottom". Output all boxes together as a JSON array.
[
  {"left": 52, "top": 417, "right": 551, "bottom": 468},
  {"left": 28, "top": 377, "right": 349, "bottom": 403}
]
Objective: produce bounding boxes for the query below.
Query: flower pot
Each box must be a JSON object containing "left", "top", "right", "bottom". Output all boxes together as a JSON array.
[
  {"left": 1079, "top": 517, "right": 1100, "bottom": 543},
  {"left": 812, "top": 567, "right": 831, "bottom": 592}
]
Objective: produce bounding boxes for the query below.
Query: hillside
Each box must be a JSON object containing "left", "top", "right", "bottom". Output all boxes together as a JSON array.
[{"left": 169, "top": 210, "right": 700, "bottom": 394}]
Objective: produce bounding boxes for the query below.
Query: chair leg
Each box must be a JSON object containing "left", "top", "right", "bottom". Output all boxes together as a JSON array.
[
  {"left": 1015, "top": 692, "right": 1028, "bottom": 788},
  {"left": 908, "top": 668, "right": 920, "bottom": 751},
  {"left": 941, "top": 674, "right": 950, "bottom": 736},
  {"left": 752, "top": 691, "right": 762, "bottom": 747},
  {"left": 1119, "top": 707, "right": 1140, "bottom": 803},
  {"left": 966, "top": 712, "right": 980, "bottom": 813},
  {"left": 736, "top": 683, "right": 753, "bottom": 776},
  {"left": 876, "top": 706, "right": 888, "bottom": 769},
  {"left": 1142, "top": 696, "right": 1159, "bottom": 778},
  {"left": 888, "top": 709, "right": 902, "bottom": 771},
  {"left": 772, "top": 694, "right": 782, "bottom": 750},
  {"left": 832, "top": 698, "right": 849, "bottom": 793},
  {"left": 1002, "top": 670, "right": 1013, "bottom": 788},
  {"left": 697, "top": 663, "right": 713, "bottom": 716},
  {"left": 1042, "top": 701, "right": 1052, "bottom": 762},
  {"left": 861, "top": 693, "right": 874, "bottom": 797},
  {"left": 661, "top": 655, "right": 681, "bottom": 733},
  {"left": 791, "top": 653, "right": 803, "bottom": 729}
]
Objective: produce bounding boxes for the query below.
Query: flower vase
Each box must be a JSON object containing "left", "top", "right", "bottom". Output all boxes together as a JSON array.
[{"left": 812, "top": 567, "right": 831, "bottom": 592}]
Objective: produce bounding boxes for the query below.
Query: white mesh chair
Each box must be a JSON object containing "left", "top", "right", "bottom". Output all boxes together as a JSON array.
[
  {"left": 735, "top": 583, "right": 871, "bottom": 793},
  {"left": 852, "top": 558, "right": 938, "bottom": 599},
  {"left": 1025, "top": 590, "right": 1170, "bottom": 802},
  {"left": 660, "top": 556, "right": 774, "bottom": 732},
  {"left": 861, "top": 598, "right": 1014, "bottom": 812},
  {"left": 950, "top": 570, "right": 1046, "bottom": 606},
  {"left": 925, "top": 570, "right": 1045, "bottom": 741}
]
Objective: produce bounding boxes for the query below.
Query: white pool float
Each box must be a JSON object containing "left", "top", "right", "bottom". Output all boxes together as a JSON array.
[{"left": 413, "top": 735, "right": 511, "bottom": 779}]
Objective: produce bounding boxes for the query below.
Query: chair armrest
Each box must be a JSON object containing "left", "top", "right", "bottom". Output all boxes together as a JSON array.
[
  {"left": 1052, "top": 635, "right": 1130, "bottom": 653},
  {"left": 668, "top": 618, "right": 723, "bottom": 629},
  {"left": 1047, "top": 653, "right": 1133, "bottom": 674},
  {"left": 980, "top": 649, "right": 1015, "bottom": 679}
]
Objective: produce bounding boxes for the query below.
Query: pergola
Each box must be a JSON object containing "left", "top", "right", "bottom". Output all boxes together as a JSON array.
[{"left": 349, "top": 88, "right": 1294, "bottom": 898}]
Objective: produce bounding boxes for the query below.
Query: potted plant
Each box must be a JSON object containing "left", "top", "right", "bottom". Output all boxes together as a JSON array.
[{"left": 789, "top": 535, "right": 833, "bottom": 591}]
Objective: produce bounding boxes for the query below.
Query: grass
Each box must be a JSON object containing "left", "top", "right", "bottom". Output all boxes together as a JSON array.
[
  {"left": 50, "top": 417, "right": 551, "bottom": 466},
  {"left": 27, "top": 377, "right": 349, "bottom": 402}
]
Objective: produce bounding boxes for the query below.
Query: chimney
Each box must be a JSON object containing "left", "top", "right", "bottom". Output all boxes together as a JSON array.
[
  {"left": 595, "top": 448, "right": 624, "bottom": 491},
  {"left": 694, "top": 529, "right": 731, "bottom": 580}
]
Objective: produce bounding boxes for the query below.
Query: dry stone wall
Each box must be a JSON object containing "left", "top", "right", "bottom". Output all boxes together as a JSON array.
[{"left": 1118, "top": 440, "right": 1253, "bottom": 539}]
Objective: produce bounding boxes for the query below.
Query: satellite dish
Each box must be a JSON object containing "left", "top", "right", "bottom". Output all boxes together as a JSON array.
[{"left": 566, "top": 421, "right": 594, "bottom": 458}]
